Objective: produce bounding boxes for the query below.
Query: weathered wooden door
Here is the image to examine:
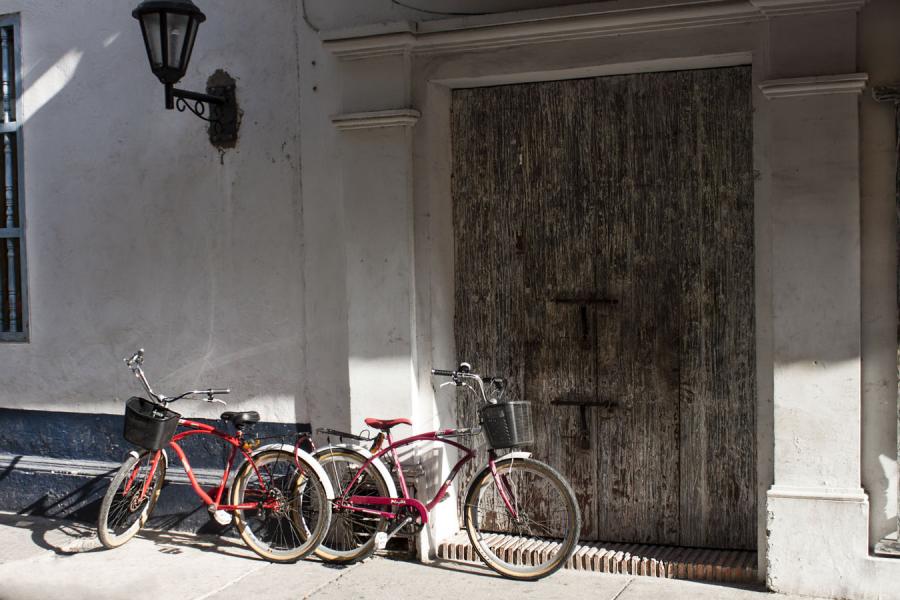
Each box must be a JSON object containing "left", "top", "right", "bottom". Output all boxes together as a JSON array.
[{"left": 452, "top": 67, "right": 755, "bottom": 550}]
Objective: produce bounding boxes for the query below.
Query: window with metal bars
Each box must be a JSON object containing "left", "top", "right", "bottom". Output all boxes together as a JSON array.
[{"left": 0, "top": 16, "right": 24, "bottom": 342}]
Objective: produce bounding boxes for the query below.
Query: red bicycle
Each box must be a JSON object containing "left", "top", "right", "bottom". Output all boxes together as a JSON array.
[
  {"left": 97, "top": 349, "right": 333, "bottom": 562},
  {"left": 311, "top": 363, "right": 581, "bottom": 580}
]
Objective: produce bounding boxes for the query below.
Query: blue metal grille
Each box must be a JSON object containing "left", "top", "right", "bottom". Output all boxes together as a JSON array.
[{"left": 0, "top": 19, "right": 25, "bottom": 342}]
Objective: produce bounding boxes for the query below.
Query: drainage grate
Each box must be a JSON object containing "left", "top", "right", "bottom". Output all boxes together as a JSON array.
[{"left": 437, "top": 533, "right": 758, "bottom": 583}]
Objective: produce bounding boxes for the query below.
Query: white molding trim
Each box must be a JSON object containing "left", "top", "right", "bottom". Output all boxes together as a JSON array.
[
  {"left": 324, "top": 1, "right": 762, "bottom": 60},
  {"left": 768, "top": 484, "right": 869, "bottom": 503},
  {"left": 324, "top": 32, "right": 415, "bottom": 60},
  {"left": 0, "top": 453, "right": 223, "bottom": 486},
  {"left": 322, "top": 0, "right": 869, "bottom": 61},
  {"left": 749, "top": 0, "right": 868, "bottom": 16},
  {"left": 759, "top": 73, "right": 869, "bottom": 99},
  {"left": 331, "top": 109, "right": 421, "bottom": 131}
]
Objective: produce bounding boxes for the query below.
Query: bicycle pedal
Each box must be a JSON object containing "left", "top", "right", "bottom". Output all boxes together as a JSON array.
[
  {"left": 374, "top": 532, "right": 388, "bottom": 550},
  {"left": 209, "top": 508, "right": 233, "bottom": 526}
]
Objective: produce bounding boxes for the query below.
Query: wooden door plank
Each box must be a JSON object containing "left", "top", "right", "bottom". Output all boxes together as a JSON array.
[
  {"left": 592, "top": 71, "right": 682, "bottom": 545},
  {"left": 519, "top": 79, "right": 601, "bottom": 541},
  {"left": 677, "top": 66, "right": 756, "bottom": 549}
]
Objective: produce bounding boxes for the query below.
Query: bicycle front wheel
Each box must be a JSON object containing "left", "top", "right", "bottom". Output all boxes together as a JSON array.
[
  {"left": 98, "top": 450, "right": 167, "bottom": 549},
  {"left": 464, "top": 456, "right": 581, "bottom": 580},
  {"left": 231, "top": 449, "right": 331, "bottom": 563},
  {"left": 313, "top": 447, "right": 393, "bottom": 564}
]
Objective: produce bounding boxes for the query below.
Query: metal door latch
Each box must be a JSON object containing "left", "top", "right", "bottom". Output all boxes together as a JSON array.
[{"left": 551, "top": 397, "right": 619, "bottom": 450}]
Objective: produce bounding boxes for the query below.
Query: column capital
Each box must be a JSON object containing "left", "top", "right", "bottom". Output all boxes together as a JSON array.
[
  {"left": 759, "top": 72, "right": 868, "bottom": 99},
  {"left": 331, "top": 108, "right": 421, "bottom": 131}
]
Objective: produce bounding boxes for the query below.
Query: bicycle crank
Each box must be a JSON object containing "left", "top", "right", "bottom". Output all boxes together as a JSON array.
[{"left": 208, "top": 505, "right": 233, "bottom": 526}]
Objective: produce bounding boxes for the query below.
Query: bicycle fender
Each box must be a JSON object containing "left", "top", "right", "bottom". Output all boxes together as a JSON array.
[
  {"left": 128, "top": 448, "right": 169, "bottom": 467},
  {"left": 497, "top": 451, "right": 532, "bottom": 462},
  {"left": 467, "top": 451, "right": 534, "bottom": 488},
  {"left": 313, "top": 443, "right": 398, "bottom": 499},
  {"left": 254, "top": 443, "right": 336, "bottom": 500}
]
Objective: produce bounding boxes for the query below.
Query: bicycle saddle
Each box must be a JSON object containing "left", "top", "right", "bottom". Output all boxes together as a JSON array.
[
  {"left": 221, "top": 411, "right": 260, "bottom": 428},
  {"left": 364, "top": 417, "right": 412, "bottom": 431}
]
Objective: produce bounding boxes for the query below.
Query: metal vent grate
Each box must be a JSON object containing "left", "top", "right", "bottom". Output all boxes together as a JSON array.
[{"left": 437, "top": 533, "right": 758, "bottom": 583}]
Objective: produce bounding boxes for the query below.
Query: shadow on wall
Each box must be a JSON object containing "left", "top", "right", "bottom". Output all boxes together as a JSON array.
[
  {"left": 0, "top": 463, "right": 233, "bottom": 536},
  {"left": 0, "top": 405, "right": 311, "bottom": 533}
]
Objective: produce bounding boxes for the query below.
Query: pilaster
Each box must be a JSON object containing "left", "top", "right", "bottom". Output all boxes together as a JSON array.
[
  {"left": 762, "top": 8, "right": 869, "bottom": 597},
  {"left": 331, "top": 51, "right": 420, "bottom": 432}
]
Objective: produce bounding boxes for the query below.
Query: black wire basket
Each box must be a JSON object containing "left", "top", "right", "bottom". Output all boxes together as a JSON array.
[
  {"left": 479, "top": 401, "right": 534, "bottom": 449},
  {"left": 123, "top": 396, "right": 180, "bottom": 450}
]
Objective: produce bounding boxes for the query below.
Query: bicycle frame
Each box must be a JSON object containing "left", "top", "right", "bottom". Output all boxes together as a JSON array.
[
  {"left": 334, "top": 428, "right": 519, "bottom": 525},
  {"left": 127, "top": 418, "right": 275, "bottom": 512}
]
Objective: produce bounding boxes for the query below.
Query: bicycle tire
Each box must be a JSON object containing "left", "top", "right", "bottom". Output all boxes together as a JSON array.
[
  {"left": 98, "top": 450, "right": 167, "bottom": 549},
  {"left": 231, "top": 449, "right": 331, "bottom": 563},
  {"left": 313, "top": 447, "right": 393, "bottom": 564},
  {"left": 463, "top": 456, "right": 581, "bottom": 580}
]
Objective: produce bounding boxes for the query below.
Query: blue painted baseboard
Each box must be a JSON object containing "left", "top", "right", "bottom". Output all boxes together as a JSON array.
[{"left": 0, "top": 407, "right": 311, "bottom": 533}]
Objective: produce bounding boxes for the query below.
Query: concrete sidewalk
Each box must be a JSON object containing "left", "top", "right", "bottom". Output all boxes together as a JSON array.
[{"left": 0, "top": 513, "right": 817, "bottom": 600}]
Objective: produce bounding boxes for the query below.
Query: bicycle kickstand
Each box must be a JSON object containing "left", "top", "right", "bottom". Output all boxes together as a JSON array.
[{"left": 374, "top": 516, "right": 414, "bottom": 550}]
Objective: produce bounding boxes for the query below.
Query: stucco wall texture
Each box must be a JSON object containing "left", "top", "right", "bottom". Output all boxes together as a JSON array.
[
  {"left": 0, "top": 0, "right": 314, "bottom": 425},
  {"left": 1, "top": 1, "right": 900, "bottom": 597}
]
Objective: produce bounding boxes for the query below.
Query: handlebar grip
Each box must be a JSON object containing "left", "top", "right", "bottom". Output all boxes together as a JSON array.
[
  {"left": 432, "top": 369, "right": 455, "bottom": 377},
  {"left": 124, "top": 348, "right": 145, "bottom": 366},
  {"left": 209, "top": 388, "right": 230, "bottom": 395}
]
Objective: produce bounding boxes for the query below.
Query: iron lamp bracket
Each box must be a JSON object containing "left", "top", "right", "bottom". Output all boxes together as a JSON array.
[{"left": 164, "top": 69, "right": 239, "bottom": 148}]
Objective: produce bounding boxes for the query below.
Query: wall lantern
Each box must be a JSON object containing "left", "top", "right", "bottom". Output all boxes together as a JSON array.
[{"left": 132, "top": 0, "right": 239, "bottom": 146}]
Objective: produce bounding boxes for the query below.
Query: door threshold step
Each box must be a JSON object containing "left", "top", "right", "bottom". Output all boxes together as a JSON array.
[{"left": 436, "top": 533, "right": 758, "bottom": 583}]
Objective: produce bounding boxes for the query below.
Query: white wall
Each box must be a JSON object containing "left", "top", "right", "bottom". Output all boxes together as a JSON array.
[
  {"left": 0, "top": 0, "right": 325, "bottom": 426},
  {"left": 5, "top": 1, "right": 900, "bottom": 595}
]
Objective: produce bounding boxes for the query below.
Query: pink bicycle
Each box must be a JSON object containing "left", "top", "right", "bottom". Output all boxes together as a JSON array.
[{"left": 311, "top": 363, "right": 581, "bottom": 580}]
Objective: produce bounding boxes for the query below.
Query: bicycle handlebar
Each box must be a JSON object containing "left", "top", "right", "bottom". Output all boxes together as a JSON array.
[
  {"left": 431, "top": 363, "right": 506, "bottom": 405},
  {"left": 125, "top": 349, "right": 144, "bottom": 368},
  {"left": 123, "top": 349, "right": 230, "bottom": 406},
  {"left": 432, "top": 366, "right": 504, "bottom": 386},
  {"left": 194, "top": 388, "right": 231, "bottom": 396}
]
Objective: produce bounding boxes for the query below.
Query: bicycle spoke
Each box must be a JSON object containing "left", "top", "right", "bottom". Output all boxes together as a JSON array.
[
  {"left": 98, "top": 452, "right": 166, "bottom": 549},
  {"left": 233, "top": 450, "right": 329, "bottom": 562},
  {"left": 315, "top": 450, "right": 391, "bottom": 563},
  {"left": 465, "top": 458, "right": 580, "bottom": 579}
]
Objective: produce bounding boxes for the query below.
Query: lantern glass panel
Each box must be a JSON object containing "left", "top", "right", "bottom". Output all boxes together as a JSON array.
[
  {"left": 140, "top": 12, "right": 162, "bottom": 68},
  {"left": 166, "top": 13, "right": 189, "bottom": 70},
  {"left": 182, "top": 19, "right": 198, "bottom": 72}
]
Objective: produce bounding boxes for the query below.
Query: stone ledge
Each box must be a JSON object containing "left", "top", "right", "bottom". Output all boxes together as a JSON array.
[{"left": 438, "top": 532, "right": 759, "bottom": 582}]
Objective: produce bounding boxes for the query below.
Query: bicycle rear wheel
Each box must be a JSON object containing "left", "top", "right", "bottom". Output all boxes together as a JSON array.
[
  {"left": 463, "top": 456, "right": 581, "bottom": 580},
  {"left": 313, "top": 447, "right": 393, "bottom": 564},
  {"left": 98, "top": 450, "right": 167, "bottom": 549},
  {"left": 231, "top": 449, "right": 330, "bottom": 563}
]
